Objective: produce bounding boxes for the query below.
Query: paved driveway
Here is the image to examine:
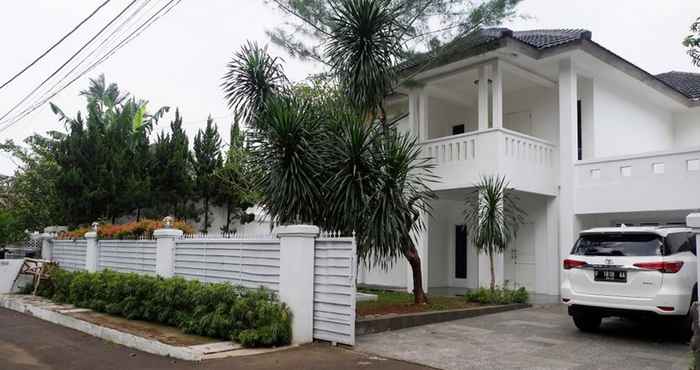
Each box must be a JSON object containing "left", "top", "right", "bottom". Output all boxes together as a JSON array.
[
  {"left": 357, "top": 304, "right": 690, "bottom": 370},
  {"left": 0, "top": 308, "right": 431, "bottom": 370}
]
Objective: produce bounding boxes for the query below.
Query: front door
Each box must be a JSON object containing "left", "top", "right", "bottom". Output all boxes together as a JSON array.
[
  {"left": 449, "top": 224, "right": 470, "bottom": 287},
  {"left": 504, "top": 223, "right": 536, "bottom": 291}
]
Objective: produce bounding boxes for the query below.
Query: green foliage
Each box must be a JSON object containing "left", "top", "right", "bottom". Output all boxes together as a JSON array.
[
  {"left": 465, "top": 285, "right": 528, "bottom": 305},
  {"left": 268, "top": 0, "right": 522, "bottom": 61},
  {"left": 222, "top": 41, "right": 288, "bottom": 127},
  {"left": 463, "top": 175, "right": 525, "bottom": 290},
  {"left": 0, "top": 209, "right": 24, "bottom": 246},
  {"left": 684, "top": 17, "right": 700, "bottom": 67},
  {"left": 49, "top": 74, "right": 169, "bottom": 224},
  {"left": 1, "top": 137, "right": 65, "bottom": 230},
  {"left": 150, "top": 109, "right": 198, "bottom": 221},
  {"left": 192, "top": 117, "right": 223, "bottom": 232},
  {"left": 214, "top": 121, "right": 257, "bottom": 233},
  {"left": 36, "top": 269, "right": 291, "bottom": 347}
]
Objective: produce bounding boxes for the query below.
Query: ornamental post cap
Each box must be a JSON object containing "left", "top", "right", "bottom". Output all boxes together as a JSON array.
[{"left": 163, "top": 216, "right": 174, "bottom": 228}]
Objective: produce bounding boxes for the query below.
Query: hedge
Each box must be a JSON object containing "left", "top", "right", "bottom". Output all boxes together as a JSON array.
[
  {"left": 58, "top": 219, "right": 195, "bottom": 240},
  {"left": 36, "top": 269, "right": 291, "bottom": 347},
  {"left": 465, "top": 285, "right": 529, "bottom": 305}
]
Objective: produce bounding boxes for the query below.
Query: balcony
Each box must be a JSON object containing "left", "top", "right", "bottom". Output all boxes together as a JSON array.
[
  {"left": 575, "top": 147, "right": 700, "bottom": 214},
  {"left": 420, "top": 128, "right": 558, "bottom": 195}
]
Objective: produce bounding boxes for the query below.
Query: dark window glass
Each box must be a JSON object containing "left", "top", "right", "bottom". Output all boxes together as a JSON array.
[
  {"left": 452, "top": 124, "right": 465, "bottom": 135},
  {"left": 665, "top": 232, "right": 696, "bottom": 255},
  {"left": 577, "top": 100, "right": 582, "bottom": 161},
  {"left": 572, "top": 233, "right": 662, "bottom": 256},
  {"left": 455, "top": 225, "right": 467, "bottom": 279}
]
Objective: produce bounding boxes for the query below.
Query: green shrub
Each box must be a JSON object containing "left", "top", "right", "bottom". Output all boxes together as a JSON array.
[
  {"left": 465, "top": 285, "right": 529, "bottom": 305},
  {"left": 36, "top": 269, "right": 291, "bottom": 347}
]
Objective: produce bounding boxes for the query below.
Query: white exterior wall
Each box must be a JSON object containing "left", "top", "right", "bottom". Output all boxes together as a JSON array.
[
  {"left": 426, "top": 97, "right": 476, "bottom": 139},
  {"left": 503, "top": 86, "right": 558, "bottom": 144},
  {"left": 673, "top": 109, "right": 700, "bottom": 148},
  {"left": 593, "top": 79, "right": 674, "bottom": 157}
]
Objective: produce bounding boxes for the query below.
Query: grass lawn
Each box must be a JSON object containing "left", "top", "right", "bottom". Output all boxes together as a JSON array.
[{"left": 357, "top": 288, "right": 480, "bottom": 318}]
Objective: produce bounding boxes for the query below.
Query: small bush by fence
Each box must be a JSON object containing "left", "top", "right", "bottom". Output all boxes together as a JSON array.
[{"left": 36, "top": 269, "right": 291, "bottom": 347}]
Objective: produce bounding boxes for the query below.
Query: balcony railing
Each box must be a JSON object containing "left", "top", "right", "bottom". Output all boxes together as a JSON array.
[
  {"left": 420, "top": 128, "right": 558, "bottom": 195},
  {"left": 575, "top": 147, "right": 700, "bottom": 214}
]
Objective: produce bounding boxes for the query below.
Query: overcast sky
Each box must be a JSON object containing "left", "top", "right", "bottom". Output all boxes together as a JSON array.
[{"left": 0, "top": 0, "right": 699, "bottom": 175}]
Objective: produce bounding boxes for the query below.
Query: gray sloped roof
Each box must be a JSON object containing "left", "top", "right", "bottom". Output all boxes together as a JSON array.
[
  {"left": 401, "top": 27, "right": 700, "bottom": 105},
  {"left": 401, "top": 28, "right": 591, "bottom": 73},
  {"left": 655, "top": 71, "right": 700, "bottom": 100}
]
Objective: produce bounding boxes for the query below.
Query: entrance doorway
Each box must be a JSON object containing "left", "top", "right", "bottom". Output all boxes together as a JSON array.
[
  {"left": 449, "top": 224, "right": 472, "bottom": 288},
  {"left": 504, "top": 222, "right": 536, "bottom": 291}
]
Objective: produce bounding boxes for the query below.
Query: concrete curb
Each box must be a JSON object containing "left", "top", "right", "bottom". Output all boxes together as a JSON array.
[
  {"left": 0, "top": 294, "right": 293, "bottom": 361},
  {"left": 356, "top": 303, "right": 530, "bottom": 335}
]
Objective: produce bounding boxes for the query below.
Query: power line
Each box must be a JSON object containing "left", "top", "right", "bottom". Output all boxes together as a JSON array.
[
  {"left": 0, "top": 0, "right": 139, "bottom": 125},
  {"left": 0, "top": 0, "right": 182, "bottom": 134},
  {"left": 0, "top": 0, "right": 112, "bottom": 92},
  {"left": 10, "top": 0, "right": 156, "bottom": 119}
]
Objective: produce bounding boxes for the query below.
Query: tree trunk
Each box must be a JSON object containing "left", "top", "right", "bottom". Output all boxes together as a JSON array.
[
  {"left": 203, "top": 197, "right": 209, "bottom": 233},
  {"left": 403, "top": 244, "right": 428, "bottom": 304},
  {"left": 136, "top": 208, "right": 141, "bottom": 222},
  {"left": 225, "top": 201, "right": 232, "bottom": 233},
  {"left": 489, "top": 251, "right": 496, "bottom": 291}
]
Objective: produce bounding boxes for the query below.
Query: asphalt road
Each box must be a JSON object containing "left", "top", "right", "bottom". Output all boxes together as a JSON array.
[
  {"left": 0, "top": 308, "right": 432, "bottom": 370},
  {"left": 358, "top": 304, "right": 690, "bottom": 370}
]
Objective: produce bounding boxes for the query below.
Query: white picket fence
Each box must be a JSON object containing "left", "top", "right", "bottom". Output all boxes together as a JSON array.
[
  {"left": 174, "top": 238, "right": 281, "bottom": 291},
  {"left": 52, "top": 239, "right": 87, "bottom": 271},
  {"left": 46, "top": 228, "right": 357, "bottom": 346},
  {"left": 98, "top": 239, "right": 157, "bottom": 275}
]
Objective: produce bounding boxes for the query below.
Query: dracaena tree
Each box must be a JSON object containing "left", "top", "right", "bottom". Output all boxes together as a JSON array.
[
  {"left": 684, "top": 17, "right": 700, "bottom": 67},
  {"left": 463, "top": 175, "right": 525, "bottom": 290}
]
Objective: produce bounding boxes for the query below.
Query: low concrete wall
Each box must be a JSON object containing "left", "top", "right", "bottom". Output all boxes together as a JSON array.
[{"left": 356, "top": 303, "right": 530, "bottom": 335}]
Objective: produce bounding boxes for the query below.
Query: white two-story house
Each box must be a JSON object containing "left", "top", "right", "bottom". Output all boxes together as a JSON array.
[{"left": 357, "top": 28, "right": 700, "bottom": 300}]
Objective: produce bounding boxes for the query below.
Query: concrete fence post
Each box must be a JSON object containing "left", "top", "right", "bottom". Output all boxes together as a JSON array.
[
  {"left": 84, "top": 231, "right": 98, "bottom": 272},
  {"left": 153, "top": 228, "right": 183, "bottom": 278},
  {"left": 40, "top": 233, "right": 54, "bottom": 261},
  {"left": 276, "top": 225, "right": 319, "bottom": 344},
  {"left": 687, "top": 213, "right": 700, "bottom": 369}
]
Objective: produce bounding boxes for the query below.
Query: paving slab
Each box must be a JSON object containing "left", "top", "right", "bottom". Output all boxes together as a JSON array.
[{"left": 357, "top": 304, "right": 690, "bottom": 370}]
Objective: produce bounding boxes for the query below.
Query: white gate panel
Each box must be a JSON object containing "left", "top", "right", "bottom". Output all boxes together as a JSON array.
[{"left": 313, "top": 237, "right": 356, "bottom": 345}]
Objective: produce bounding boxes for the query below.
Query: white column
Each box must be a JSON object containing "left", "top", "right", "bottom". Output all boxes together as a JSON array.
[
  {"left": 84, "top": 231, "right": 98, "bottom": 272},
  {"left": 418, "top": 90, "right": 430, "bottom": 141},
  {"left": 491, "top": 60, "right": 503, "bottom": 129},
  {"left": 276, "top": 224, "right": 318, "bottom": 344},
  {"left": 687, "top": 214, "right": 700, "bottom": 300},
  {"left": 408, "top": 89, "right": 420, "bottom": 136},
  {"left": 558, "top": 57, "right": 579, "bottom": 289},
  {"left": 40, "top": 233, "right": 53, "bottom": 261},
  {"left": 153, "top": 228, "right": 183, "bottom": 278},
  {"left": 477, "top": 65, "right": 490, "bottom": 131}
]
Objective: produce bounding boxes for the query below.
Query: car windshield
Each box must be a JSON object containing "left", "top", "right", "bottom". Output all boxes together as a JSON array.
[{"left": 572, "top": 233, "right": 663, "bottom": 256}]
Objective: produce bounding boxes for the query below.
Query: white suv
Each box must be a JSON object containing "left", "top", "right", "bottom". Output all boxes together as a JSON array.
[{"left": 561, "top": 226, "right": 697, "bottom": 333}]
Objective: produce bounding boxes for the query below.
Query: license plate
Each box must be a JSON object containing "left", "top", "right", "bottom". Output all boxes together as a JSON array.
[{"left": 594, "top": 269, "right": 627, "bottom": 283}]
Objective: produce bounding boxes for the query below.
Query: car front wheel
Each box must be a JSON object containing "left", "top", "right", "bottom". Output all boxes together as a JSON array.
[{"left": 573, "top": 313, "right": 602, "bottom": 332}]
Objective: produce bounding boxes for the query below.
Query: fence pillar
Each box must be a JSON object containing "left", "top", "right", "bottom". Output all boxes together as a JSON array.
[
  {"left": 276, "top": 225, "right": 319, "bottom": 344},
  {"left": 40, "top": 233, "right": 54, "bottom": 261},
  {"left": 85, "top": 231, "right": 99, "bottom": 272},
  {"left": 153, "top": 228, "right": 183, "bottom": 278}
]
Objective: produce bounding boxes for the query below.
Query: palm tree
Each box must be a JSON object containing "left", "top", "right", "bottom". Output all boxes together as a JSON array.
[
  {"left": 463, "top": 175, "right": 525, "bottom": 290},
  {"left": 221, "top": 41, "right": 288, "bottom": 128}
]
